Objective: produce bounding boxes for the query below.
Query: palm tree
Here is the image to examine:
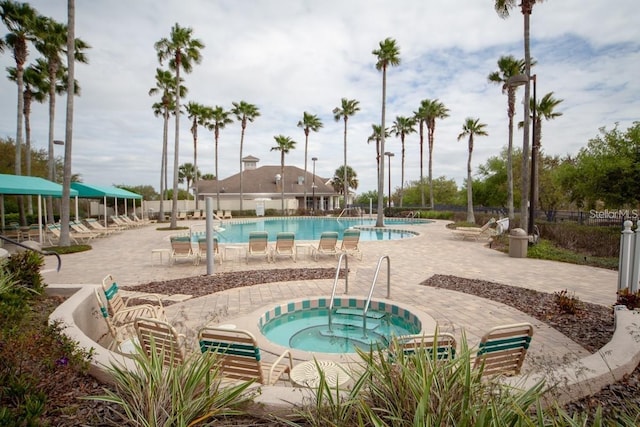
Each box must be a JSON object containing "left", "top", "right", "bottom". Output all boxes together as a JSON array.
[
  {"left": 155, "top": 23, "right": 204, "bottom": 228},
  {"left": 8, "top": 59, "right": 48, "bottom": 214},
  {"left": 149, "top": 68, "right": 184, "bottom": 222},
  {"left": 332, "top": 165, "right": 358, "bottom": 197},
  {"left": 205, "top": 106, "right": 233, "bottom": 210},
  {"left": 495, "top": 0, "right": 544, "bottom": 231},
  {"left": 417, "top": 99, "right": 450, "bottom": 210},
  {"left": 185, "top": 101, "right": 210, "bottom": 209},
  {"left": 332, "top": 98, "right": 360, "bottom": 209},
  {"left": 59, "top": 0, "right": 76, "bottom": 246},
  {"left": 391, "top": 116, "right": 416, "bottom": 208},
  {"left": 231, "top": 101, "right": 260, "bottom": 212},
  {"left": 372, "top": 37, "right": 400, "bottom": 226},
  {"left": 488, "top": 55, "right": 526, "bottom": 221},
  {"left": 367, "top": 124, "right": 389, "bottom": 185},
  {"left": 297, "top": 112, "right": 323, "bottom": 211},
  {"left": 457, "top": 118, "right": 488, "bottom": 223},
  {"left": 270, "top": 135, "right": 297, "bottom": 214},
  {"left": 35, "top": 15, "right": 88, "bottom": 224},
  {"left": 521, "top": 92, "right": 563, "bottom": 215},
  {"left": 1, "top": 0, "right": 39, "bottom": 223},
  {"left": 178, "top": 162, "right": 199, "bottom": 195}
]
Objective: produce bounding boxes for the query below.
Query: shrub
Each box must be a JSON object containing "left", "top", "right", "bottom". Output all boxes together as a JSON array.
[
  {"left": 87, "top": 341, "right": 256, "bottom": 426},
  {"left": 294, "top": 333, "right": 554, "bottom": 426},
  {"left": 3, "top": 251, "right": 45, "bottom": 292},
  {"left": 537, "top": 222, "right": 620, "bottom": 258},
  {"left": 616, "top": 288, "right": 640, "bottom": 310},
  {"left": 554, "top": 289, "right": 583, "bottom": 315}
]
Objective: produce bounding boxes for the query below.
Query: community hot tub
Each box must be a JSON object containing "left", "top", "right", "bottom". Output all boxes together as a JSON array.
[{"left": 256, "top": 297, "right": 435, "bottom": 358}]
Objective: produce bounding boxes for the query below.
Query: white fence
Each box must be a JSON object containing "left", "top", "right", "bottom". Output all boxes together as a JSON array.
[{"left": 618, "top": 220, "right": 640, "bottom": 292}]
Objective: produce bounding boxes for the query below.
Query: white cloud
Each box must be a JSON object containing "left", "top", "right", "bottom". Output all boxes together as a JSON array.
[{"left": 1, "top": 0, "right": 638, "bottom": 195}]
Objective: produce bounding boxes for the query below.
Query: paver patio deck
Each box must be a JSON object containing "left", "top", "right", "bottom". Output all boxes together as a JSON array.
[{"left": 42, "top": 218, "right": 619, "bottom": 373}]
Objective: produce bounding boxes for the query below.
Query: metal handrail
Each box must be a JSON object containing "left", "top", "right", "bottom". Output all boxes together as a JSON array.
[
  {"left": 362, "top": 255, "right": 391, "bottom": 337},
  {"left": 327, "top": 252, "right": 349, "bottom": 332},
  {"left": 0, "top": 235, "right": 62, "bottom": 272}
]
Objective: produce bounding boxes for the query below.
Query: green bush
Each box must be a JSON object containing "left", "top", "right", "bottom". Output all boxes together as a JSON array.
[
  {"left": 0, "top": 267, "right": 93, "bottom": 426},
  {"left": 295, "top": 334, "right": 551, "bottom": 426},
  {"left": 3, "top": 251, "right": 45, "bottom": 292},
  {"left": 88, "top": 341, "right": 256, "bottom": 426},
  {"left": 537, "top": 222, "right": 620, "bottom": 257}
]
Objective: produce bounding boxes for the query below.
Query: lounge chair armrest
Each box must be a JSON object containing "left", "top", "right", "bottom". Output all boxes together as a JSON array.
[{"left": 267, "top": 349, "right": 294, "bottom": 384}]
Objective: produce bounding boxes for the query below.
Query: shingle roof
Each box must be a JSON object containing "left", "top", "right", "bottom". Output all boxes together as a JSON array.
[{"left": 196, "top": 165, "right": 336, "bottom": 196}]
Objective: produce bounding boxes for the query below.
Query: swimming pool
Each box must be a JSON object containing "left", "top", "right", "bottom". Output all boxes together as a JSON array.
[
  {"left": 197, "top": 217, "right": 429, "bottom": 243},
  {"left": 259, "top": 297, "right": 423, "bottom": 354}
]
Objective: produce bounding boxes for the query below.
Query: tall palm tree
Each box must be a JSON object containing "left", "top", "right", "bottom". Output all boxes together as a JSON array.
[
  {"left": 205, "top": 106, "right": 233, "bottom": 210},
  {"left": 155, "top": 23, "right": 204, "bottom": 228},
  {"left": 495, "top": 0, "right": 544, "bottom": 231},
  {"left": 391, "top": 116, "right": 416, "bottom": 208},
  {"left": 367, "top": 124, "right": 389, "bottom": 187},
  {"left": 332, "top": 98, "right": 360, "bottom": 210},
  {"left": 457, "top": 118, "right": 488, "bottom": 223},
  {"left": 231, "top": 101, "right": 260, "bottom": 213},
  {"left": 488, "top": 55, "right": 526, "bottom": 221},
  {"left": 522, "top": 92, "right": 563, "bottom": 215},
  {"left": 8, "top": 59, "right": 48, "bottom": 214},
  {"left": 420, "top": 99, "right": 449, "bottom": 210},
  {"left": 60, "top": 0, "right": 77, "bottom": 247},
  {"left": 372, "top": 37, "right": 400, "bottom": 226},
  {"left": 185, "top": 101, "right": 210, "bottom": 209},
  {"left": 270, "top": 135, "right": 297, "bottom": 214},
  {"left": 1, "top": 0, "right": 39, "bottom": 224},
  {"left": 297, "top": 112, "right": 323, "bottom": 211},
  {"left": 149, "top": 68, "right": 184, "bottom": 222},
  {"left": 35, "top": 15, "right": 88, "bottom": 224}
]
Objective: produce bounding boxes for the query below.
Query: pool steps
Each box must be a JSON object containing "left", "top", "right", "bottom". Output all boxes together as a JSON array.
[{"left": 335, "top": 307, "right": 385, "bottom": 319}]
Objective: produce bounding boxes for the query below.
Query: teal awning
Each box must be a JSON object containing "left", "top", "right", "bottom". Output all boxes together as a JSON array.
[
  {"left": 70, "top": 183, "right": 142, "bottom": 199},
  {"left": 0, "top": 173, "right": 78, "bottom": 197}
]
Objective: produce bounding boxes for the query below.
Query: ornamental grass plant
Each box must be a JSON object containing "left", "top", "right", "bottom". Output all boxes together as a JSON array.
[{"left": 86, "top": 340, "right": 256, "bottom": 426}]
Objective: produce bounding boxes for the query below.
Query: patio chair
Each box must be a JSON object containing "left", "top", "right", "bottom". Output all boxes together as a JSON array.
[
  {"left": 110, "top": 215, "right": 130, "bottom": 229},
  {"left": 223, "top": 210, "right": 233, "bottom": 219},
  {"left": 69, "top": 220, "right": 102, "bottom": 239},
  {"left": 246, "top": 231, "right": 270, "bottom": 264},
  {"left": 451, "top": 218, "right": 497, "bottom": 241},
  {"left": 197, "top": 237, "right": 223, "bottom": 265},
  {"left": 177, "top": 211, "right": 187, "bottom": 220},
  {"left": 198, "top": 326, "right": 293, "bottom": 385},
  {"left": 119, "top": 215, "right": 141, "bottom": 228},
  {"left": 473, "top": 322, "right": 533, "bottom": 377},
  {"left": 84, "top": 218, "right": 115, "bottom": 235},
  {"left": 312, "top": 231, "right": 339, "bottom": 260},
  {"left": 340, "top": 228, "right": 362, "bottom": 260},
  {"left": 46, "top": 223, "right": 86, "bottom": 245},
  {"left": 135, "top": 317, "right": 186, "bottom": 367},
  {"left": 191, "top": 210, "right": 202, "bottom": 220},
  {"left": 215, "top": 210, "right": 224, "bottom": 220},
  {"left": 170, "top": 236, "right": 198, "bottom": 265},
  {"left": 389, "top": 332, "right": 457, "bottom": 361},
  {"left": 271, "top": 232, "right": 296, "bottom": 262},
  {"left": 94, "top": 288, "right": 148, "bottom": 353},
  {"left": 101, "top": 274, "right": 165, "bottom": 324}
]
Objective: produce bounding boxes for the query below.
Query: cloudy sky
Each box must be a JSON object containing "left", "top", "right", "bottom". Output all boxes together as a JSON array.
[{"left": 1, "top": 1, "right": 638, "bottom": 196}]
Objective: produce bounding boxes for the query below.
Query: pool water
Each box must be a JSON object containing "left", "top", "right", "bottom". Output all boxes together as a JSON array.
[
  {"left": 208, "top": 217, "right": 427, "bottom": 243},
  {"left": 261, "top": 305, "right": 421, "bottom": 354}
]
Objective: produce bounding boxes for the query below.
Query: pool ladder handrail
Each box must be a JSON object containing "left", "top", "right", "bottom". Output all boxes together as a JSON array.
[
  {"left": 362, "top": 255, "right": 391, "bottom": 337},
  {"left": 327, "top": 252, "right": 349, "bottom": 332}
]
